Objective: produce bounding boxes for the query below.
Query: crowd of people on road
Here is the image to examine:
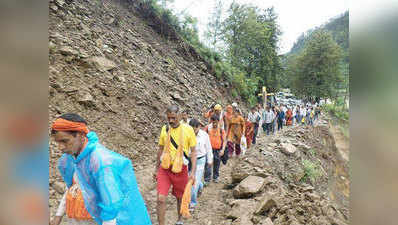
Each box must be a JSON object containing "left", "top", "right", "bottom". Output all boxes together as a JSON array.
[{"left": 50, "top": 101, "right": 321, "bottom": 225}]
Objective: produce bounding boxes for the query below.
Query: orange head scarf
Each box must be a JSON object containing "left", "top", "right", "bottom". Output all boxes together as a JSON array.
[{"left": 51, "top": 118, "right": 89, "bottom": 134}]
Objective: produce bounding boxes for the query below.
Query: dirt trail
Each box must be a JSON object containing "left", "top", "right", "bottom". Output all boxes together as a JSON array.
[
  {"left": 136, "top": 117, "right": 350, "bottom": 225},
  {"left": 58, "top": 116, "right": 349, "bottom": 225},
  {"left": 137, "top": 128, "right": 286, "bottom": 225},
  {"left": 136, "top": 154, "right": 235, "bottom": 225}
]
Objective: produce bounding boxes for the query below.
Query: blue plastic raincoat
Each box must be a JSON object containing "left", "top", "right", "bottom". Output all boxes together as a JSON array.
[{"left": 58, "top": 131, "right": 152, "bottom": 225}]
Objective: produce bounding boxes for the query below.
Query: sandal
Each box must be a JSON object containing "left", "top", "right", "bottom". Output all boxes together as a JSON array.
[{"left": 175, "top": 221, "right": 184, "bottom": 225}]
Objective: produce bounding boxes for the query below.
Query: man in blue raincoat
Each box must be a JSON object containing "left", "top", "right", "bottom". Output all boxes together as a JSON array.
[{"left": 50, "top": 113, "right": 152, "bottom": 225}]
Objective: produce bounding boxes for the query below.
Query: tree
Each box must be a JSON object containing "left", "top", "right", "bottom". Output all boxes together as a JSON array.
[
  {"left": 205, "top": 0, "right": 224, "bottom": 51},
  {"left": 221, "top": 3, "right": 282, "bottom": 92},
  {"left": 161, "top": 0, "right": 174, "bottom": 9},
  {"left": 290, "top": 30, "right": 343, "bottom": 101}
]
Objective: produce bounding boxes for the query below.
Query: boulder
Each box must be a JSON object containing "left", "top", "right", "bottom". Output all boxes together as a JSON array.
[
  {"left": 59, "top": 46, "right": 78, "bottom": 56},
  {"left": 231, "top": 215, "right": 254, "bottom": 225},
  {"left": 170, "top": 92, "right": 185, "bottom": 101},
  {"left": 305, "top": 192, "right": 321, "bottom": 202},
  {"left": 52, "top": 181, "right": 65, "bottom": 194},
  {"left": 268, "top": 143, "right": 277, "bottom": 148},
  {"left": 77, "top": 90, "right": 95, "bottom": 107},
  {"left": 231, "top": 166, "right": 252, "bottom": 183},
  {"left": 301, "top": 185, "right": 315, "bottom": 192},
  {"left": 280, "top": 143, "right": 297, "bottom": 155},
  {"left": 255, "top": 193, "right": 277, "bottom": 215},
  {"left": 233, "top": 176, "right": 265, "bottom": 198},
  {"left": 261, "top": 218, "right": 274, "bottom": 225},
  {"left": 85, "top": 56, "right": 117, "bottom": 72},
  {"left": 227, "top": 199, "right": 256, "bottom": 220}
]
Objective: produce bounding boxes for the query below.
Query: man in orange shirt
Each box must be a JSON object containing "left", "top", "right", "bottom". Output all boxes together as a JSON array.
[{"left": 204, "top": 114, "right": 227, "bottom": 183}]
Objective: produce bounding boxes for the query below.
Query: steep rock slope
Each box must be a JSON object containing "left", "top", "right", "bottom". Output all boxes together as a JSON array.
[{"left": 49, "top": 0, "right": 242, "bottom": 215}]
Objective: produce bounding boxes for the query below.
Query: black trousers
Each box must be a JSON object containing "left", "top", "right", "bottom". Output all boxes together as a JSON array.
[
  {"left": 277, "top": 118, "right": 283, "bottom": 130},
  {"left": 204, "top": 149, "right": 222, "bottom": 181}
]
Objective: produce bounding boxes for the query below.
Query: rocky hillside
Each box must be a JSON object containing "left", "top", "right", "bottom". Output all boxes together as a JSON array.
[
  {"left": 49, "top": 0, "right": 242, "bottom": 215},
  {"left": 139, "top": 116, "right": 349, "bottom": 225},
  {"left": 48, "top": 1, "right": 350, "bottom": 224}
]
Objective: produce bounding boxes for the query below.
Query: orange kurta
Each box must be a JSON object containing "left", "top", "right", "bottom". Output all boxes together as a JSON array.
[
  {"left": 245, "top": 120, "right": 254, "bottom": 149},
  {"left": 286, "top": 109, "right": 293, "bottom": 126},
  {"left": 227, "top": 115, "right": 245, "bottom": 145}
]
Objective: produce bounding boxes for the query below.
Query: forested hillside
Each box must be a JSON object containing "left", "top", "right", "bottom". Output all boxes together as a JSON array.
[
  {"left": 282, "top": 11, "right": 349, "bottom": 103},
  {"left": 288, "top": 11, "right": 348, "bottom": 59}
]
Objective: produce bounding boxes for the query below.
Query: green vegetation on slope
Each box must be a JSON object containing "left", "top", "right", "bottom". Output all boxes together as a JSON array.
[{"left": 139, "top": 0, "right": 283, "bottom": 105}]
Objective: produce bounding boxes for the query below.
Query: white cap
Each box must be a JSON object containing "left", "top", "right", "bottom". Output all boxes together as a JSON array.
[{"left": 232, "top": 102, "right": 238, "bottom": 107}]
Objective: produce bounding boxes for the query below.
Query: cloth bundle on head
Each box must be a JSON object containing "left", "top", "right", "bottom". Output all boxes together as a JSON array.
[
  {"left": 214, "top": 104, "right": 222, "bottom": 111},
  {"left": 51, "top": 118, "right": 89, "bottom": 134}
]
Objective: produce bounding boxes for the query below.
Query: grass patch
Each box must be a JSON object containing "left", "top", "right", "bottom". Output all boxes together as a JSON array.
[
  {"left": 321, "top": 104, "right": 349, "bottom": 123},
  {"left": 339, "top": 125, "right": 349, "bottom": 138},
  {"left": 308, "top": 148, "right": 317, "bottom": 157},
  {"left": 301, "top": 159, "right": 322, "bottom": 183}
]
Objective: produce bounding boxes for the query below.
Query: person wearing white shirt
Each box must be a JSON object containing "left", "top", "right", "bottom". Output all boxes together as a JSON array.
[
  {"left": 281, "top": 105, "right": 287, "bottom": 125},
  {"left": 257, "top": 104, "right": 265, "bottom": 135},
  {"left": 180, "top": 109, "right": 191, "bottom": 125},
  {"left": 306, "top": 107, "right": 312, "bottom": 126},
  {"left": 240, "top": 135, "right": 247, "bottom": 155},
  {"left": 292, "top": 106, "right": 297, "bottom": 125},
  {"left": 300, "top": 106, "right": 307, "bottom": 125},
  {"left": 248, "top": 107, "right": 261, "bottom": 145},
  {"left": 282, "top": 105, "right": 287, "bottom": 114},
  {"left": 272, "top": 107, "right": 278, "bottom": 134},
  {"left": 188, "top": 119, "right": 213, "bottom": 210},
  {"left": 262, "top": 106, "right": 274, "bottom": 135}
]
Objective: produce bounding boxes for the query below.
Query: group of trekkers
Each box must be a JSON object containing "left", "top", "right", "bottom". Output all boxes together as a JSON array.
[
  {"left": 261, "top": 103, "right": 321, "bottom": 136},
  {"left": 49, "top": 101, "right": 320, "bottom": 225}
]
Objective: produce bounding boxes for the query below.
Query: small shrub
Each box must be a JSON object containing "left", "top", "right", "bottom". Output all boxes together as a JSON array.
[
  {"left": 321, "top": 104, "right": 349, "bottom": 122},
  {"left": 301, "top": 159, "right": 321, "bottom": 183},
  {"left": 231, "top": 89, "right": 238, "bottom": 98}
]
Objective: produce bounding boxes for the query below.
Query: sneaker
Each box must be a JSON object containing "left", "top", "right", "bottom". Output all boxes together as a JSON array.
[
  {"left": 213, "top": 178, "right": 219, "bottom": 183},
  {"left": 204, "top": 181, "right": 210, "bottom": 187}
]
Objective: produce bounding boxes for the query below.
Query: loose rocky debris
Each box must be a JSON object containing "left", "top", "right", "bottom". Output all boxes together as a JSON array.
[
  {"left": 223, "top": 120, "right": 349, "bottom": 225},
  {"left": 49, "top": 0, "right": 246, "bottom": 222},
  {"left": 49, "top": 0, "right": 350, "bottom": 224}
]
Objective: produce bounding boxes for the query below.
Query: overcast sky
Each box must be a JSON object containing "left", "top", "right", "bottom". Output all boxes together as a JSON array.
[{"left": 167, "top": 0, "right": 348, "bottom": 54}]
